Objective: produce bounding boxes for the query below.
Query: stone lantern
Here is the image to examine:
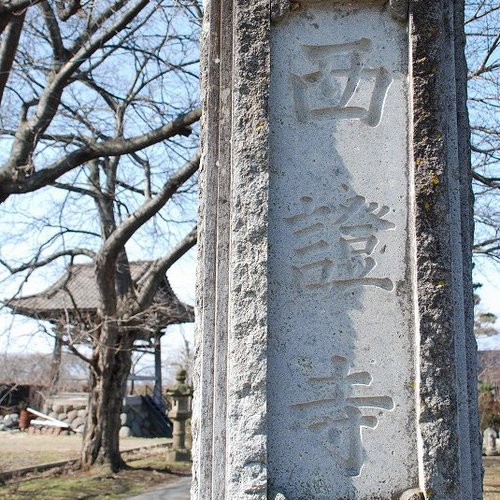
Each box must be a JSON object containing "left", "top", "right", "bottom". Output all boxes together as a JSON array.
[
  {"left": 484, "top": 427, "right": 498, "bottom": 456},
  {"left": 166, "top": 369, "right": 193, "bottom": 462}
]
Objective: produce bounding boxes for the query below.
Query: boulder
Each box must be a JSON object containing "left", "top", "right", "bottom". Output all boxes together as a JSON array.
[
  {"left": 67, "top": 410, "right": 78, "bottom": 421},
  {"left": 52, "top": 404, "right": 64, "bottom": 413},
  {"left": 71, "top": 417, "right": 84, "bottom": 428}
]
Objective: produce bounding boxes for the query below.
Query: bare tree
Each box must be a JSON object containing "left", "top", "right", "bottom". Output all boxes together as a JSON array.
[
  {"left": 0, "top": 0, "right": 203, "bottom": 471},
  {"left": 0, "top": 350, "right": 88, "bottom": 390},
  {"left": 465, "top": 2, "right": 500, "bottom": 262}
]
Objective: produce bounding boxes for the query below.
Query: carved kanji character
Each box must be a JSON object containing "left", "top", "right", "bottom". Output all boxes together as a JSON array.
[
  {"left": 291, "top": 39, "right": 392, "bottom": 127},
  {"left": 291, "top": 355, "right": 394, "bottom": 476}
]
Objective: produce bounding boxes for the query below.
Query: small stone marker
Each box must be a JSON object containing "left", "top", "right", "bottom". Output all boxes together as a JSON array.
[
  {"left": 484, "top": 427, "right": 498, "bottom": 456},
  {"left": 193, "top": 1, "right": 482, "bottom": 498}
]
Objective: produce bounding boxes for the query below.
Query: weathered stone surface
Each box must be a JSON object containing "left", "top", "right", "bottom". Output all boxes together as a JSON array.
[
  {"left": 192, "top": 1, "right": 270, "bottom": 499},
  {"left": 194, "top": 0, "right": 481, "bottom": 499},
  {"left": 411, "top": 2, "right": 482, "bottom": 497},
  {"left": 119, "top": 426, "right": 131, "bottom": 438},
  {"left": 268, "top": 4, "right": 416, "bottom": 497}
]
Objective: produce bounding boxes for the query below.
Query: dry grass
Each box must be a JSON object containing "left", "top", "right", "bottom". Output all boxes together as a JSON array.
[{"left": 0, "top": 433, "right": 170, "bottom": 472}]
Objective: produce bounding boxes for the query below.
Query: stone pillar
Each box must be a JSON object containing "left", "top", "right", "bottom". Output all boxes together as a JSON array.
[
  {"left": 166, "top": 369, "right": 193, "bottom": 462},
  {"left": 192, "top": 1, "right": 482, "bottom": 499}
]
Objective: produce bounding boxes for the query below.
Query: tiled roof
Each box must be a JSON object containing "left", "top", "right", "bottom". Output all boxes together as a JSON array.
[{"left": 7, "top": 262, "right": 193, "bottom": 327}]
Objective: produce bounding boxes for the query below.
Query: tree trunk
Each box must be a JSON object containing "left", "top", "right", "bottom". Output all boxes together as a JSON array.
[{"left": 81, "top": 320, "right": 133, "bottom": 471}]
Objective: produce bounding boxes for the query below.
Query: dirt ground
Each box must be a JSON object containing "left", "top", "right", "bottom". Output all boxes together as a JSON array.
[
  {"left": 484, "top": 456, "right": 500, "bottom": 499},
  {"left": 0, "top": 433, "right": 170, "bottom": 472}
]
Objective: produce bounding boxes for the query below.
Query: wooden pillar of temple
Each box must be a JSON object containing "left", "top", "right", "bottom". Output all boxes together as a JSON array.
[{"left": 153, "top": 332, "right": 162, "bottom": 404}]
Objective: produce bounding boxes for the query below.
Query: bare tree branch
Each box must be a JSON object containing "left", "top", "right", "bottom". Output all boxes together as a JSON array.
[
  {"left": 54, "top": 0, "right": 81, "bottom": 21},
  {"left": 95, "top": 152, "right": 200, "bottom": 311},
  {"left": 0, "top": 10, "right": 25, "bottom": 106},
  {"left": 0, "top": 108, "right": 201, "bottom": 200},
  {"left": 39, "top": 1, "right": 67, "bottom": 63},
  {"left": 137, "top": 226, "right": 197, "bottom": 310},
  {"left": 473, "top": 170, "right": 500, "bottom": 189},
  {"left": 0, "top": 0, "right": 39, "bottom": 36},
  {"left": 0, "top": 0, "right": 150, "bottom": 185},
  {"left": 0, "top": 248, "right": 96, "bottom": 274}
]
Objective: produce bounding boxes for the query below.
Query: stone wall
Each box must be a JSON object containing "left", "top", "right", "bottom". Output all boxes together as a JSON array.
[
  {"left": 119, "top": 396, "right": 165, "bottom": 438},
  {"left": 29, "top": 393, "right": 166, "bottom": 437},
  {"left": 41, "top": 397, "right": 87, "bottom": 433},
  {"left": 0, "top": 413, "right": 19, "bottom": 432}
]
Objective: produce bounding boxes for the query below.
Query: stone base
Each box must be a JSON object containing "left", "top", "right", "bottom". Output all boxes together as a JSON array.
[{"left": 166, "top": 449, "right": 191, "bottom": 462}]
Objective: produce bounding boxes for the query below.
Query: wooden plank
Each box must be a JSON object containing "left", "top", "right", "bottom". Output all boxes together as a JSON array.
[{"left": 30, "top": 419, "right": 69, "bottom": 428}]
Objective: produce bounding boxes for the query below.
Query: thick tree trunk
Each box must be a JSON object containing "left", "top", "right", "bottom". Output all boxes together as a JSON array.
[{"left": 81, "top": 320, "right": 133, "bottom": 471}]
